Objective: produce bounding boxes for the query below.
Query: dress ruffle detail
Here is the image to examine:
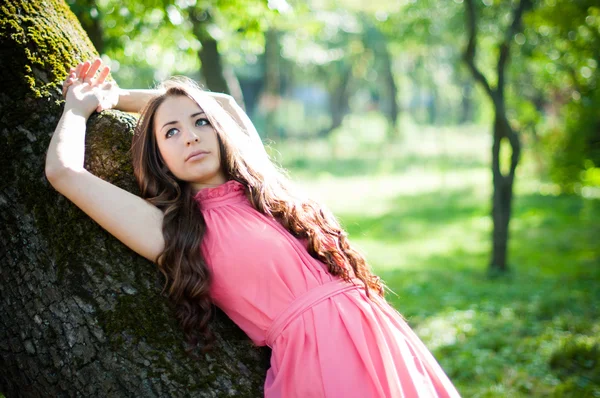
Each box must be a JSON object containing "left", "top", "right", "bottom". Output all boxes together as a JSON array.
[{"left": 194, "top": 179, "right": 246, "bottom": 204}]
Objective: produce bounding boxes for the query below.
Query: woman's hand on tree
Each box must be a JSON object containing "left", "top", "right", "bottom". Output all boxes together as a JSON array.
[{"left": 62, "top": 59, "right": 119, "bottom": 117}]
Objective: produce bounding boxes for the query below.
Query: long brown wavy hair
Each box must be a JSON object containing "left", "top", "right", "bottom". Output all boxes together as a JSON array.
[{"left": 131, "top": 77, "right": 385, "bottom": 352}]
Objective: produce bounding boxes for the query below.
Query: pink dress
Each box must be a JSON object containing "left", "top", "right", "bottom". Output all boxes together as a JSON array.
[{"left": 197, "top": 180, "right": 460, "bottom": 398}]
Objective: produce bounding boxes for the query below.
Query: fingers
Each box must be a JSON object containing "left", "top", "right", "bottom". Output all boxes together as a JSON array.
[
  {"left": 79, "top": 61, "right": 91, "bottom": 80},
  {"left": 62, "top": 69, "right": 78, "bottom": 97},
  {"left": 93, "top": 65, "right": 110, "bottom": 86},
  {"left": 74, "top": 62, "right": 83, "bottom": 78},
  {"left": 63, "top": 58, "right": 111, "bottom": 99},
  {"left": 84, "top": 58, "right": 102, "bottom": 83}
]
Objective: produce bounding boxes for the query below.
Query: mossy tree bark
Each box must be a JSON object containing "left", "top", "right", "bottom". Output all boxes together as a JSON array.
[{"left": 0, "top": 1, "right": 268, "bottom": 396}]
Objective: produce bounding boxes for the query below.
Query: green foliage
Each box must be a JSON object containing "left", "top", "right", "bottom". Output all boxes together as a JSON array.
[
  {"left": 515, "top": 1, "right": 600, "bottom": 192},
  {"left": 550, "top": 337, "right": 600, "bottom": 396},
  {"left": 68, "top": 0, "right": 198, "bottom": 87},
  {"left": 546, "top": 87, "right": 600, "bottom": 193},
  {"left": 68, "top": 0, "right": 274, "bottom": 88}
]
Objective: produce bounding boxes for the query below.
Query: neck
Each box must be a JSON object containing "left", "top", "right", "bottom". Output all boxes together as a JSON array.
[{"left": 190, "top": 174, "right": 228, "bottom": 194}]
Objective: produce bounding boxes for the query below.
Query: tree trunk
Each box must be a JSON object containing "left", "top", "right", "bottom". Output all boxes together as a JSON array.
[
  {"left": 463, "top": 0, "right": 530, "bottom": 273},
  {"left": 262, "top": 29, "right": 281, "bottom": 140},
  {"left": 0, "top": 1, "right": 268, "bottom": 396},
  {"left": 459, "top": 82, "right": 473, "bottom": 124},
  {"left": 329, "top": 67, "right": 351, "bottom": 132},
  {"left": 363, "top": 21, "right": 399, "bottom": 139},
  {"left": 190, "top": 8, "right": 246, "bottom": 109},
  {"left": 490, "top": 114, "right": 519, "bottom": 272},
  {"left": 319, "top": 65, "right": 351, "bottom": 138},
  {"left": 380, "top": 40, "right": 399, "bottom": 138}
]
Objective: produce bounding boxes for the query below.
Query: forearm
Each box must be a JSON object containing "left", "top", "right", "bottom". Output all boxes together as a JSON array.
[
  {"left": 116, "top": 88, "right": 264, "bottom": 150},
  {"left": 116, "top": 89, "right": 164, "bottom": 113},
  {"left": 214, "top": 95, "right": 265, "bottom": 152},
  {"left": 228, "top": 101, "right": 261, "bottom": 143},
  {"left": 231, "top": 103, "right": 266, "bottom": 154},
  {"left": 46, "top": 108, "right": 88, "bottom": 179}
]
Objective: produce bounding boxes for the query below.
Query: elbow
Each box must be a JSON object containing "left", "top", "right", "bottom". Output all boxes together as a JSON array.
[
  {"left": 45, "top": 151, "right": 62, "bottom": 185},
  {"left": 45, "top": 161, "right": 86, "bottom": 192},
  {"left": 45, "top": 160, "right": 76, "bottom": 189},
  {"left": 45, "top": 151, "right": 86, "bottom": 189},
  {"left": 45, "top": 163, "right": 64, "bottom": 187}
]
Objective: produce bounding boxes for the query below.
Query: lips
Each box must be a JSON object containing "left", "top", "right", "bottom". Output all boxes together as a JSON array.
[{"left": 185, "top": 149, "right": 209, "bottom": 162}]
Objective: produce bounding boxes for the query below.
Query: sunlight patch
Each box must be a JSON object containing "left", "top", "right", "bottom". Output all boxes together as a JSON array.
[{"left": 415, "top": 309, "right": 476, "bottom": 350}]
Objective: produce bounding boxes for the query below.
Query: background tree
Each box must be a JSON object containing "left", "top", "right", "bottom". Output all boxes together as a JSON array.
[
  {"left": 463, "top": 0, "right": 533, "bottom": 273},
  {"left": 190, "top": 8, "right": 231, "bottom": 94},
  {"left": 262, "top": 28, "right": 283, "bottom": 139},
  {"left": 521, "top": 0, "right": 600, "bottom": 192},
  {"left": 0, "top": 1, "right": 268, "bottom": 395},
  {"left": 67, "top": 0, "right": 273, "bottom": 109}
]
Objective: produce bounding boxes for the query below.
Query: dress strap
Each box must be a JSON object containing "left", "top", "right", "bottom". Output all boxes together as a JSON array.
[{"left": 266, "top": 279, "right": 362, "bottom": 348}]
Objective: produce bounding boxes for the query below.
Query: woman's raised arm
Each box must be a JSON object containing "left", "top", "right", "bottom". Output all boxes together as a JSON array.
[
  {"left": 46, "top": 60, "right": 165, "bottom": 262},
  {"left": 211, "top": 93, "right": 265, "bottom": 153},
  {"left": 62, "top": 62, "right": 265, "bottom": 151},
  {"left": 116, "top": 88, "right": 163, "bottom": 113},
  {"left": 115, "top": 89, "right": 265, "bottom": 153}
]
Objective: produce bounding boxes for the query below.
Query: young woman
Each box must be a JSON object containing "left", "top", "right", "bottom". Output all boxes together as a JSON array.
[{"left": 46, "top": 58, "right": 460, "bottom": 397}]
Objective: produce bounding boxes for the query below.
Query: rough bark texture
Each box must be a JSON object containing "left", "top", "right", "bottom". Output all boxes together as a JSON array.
[
  {"left": 0, "top": 1, "right": 268, "bottom": 396},
  {"left": 463, "top": 0, "right": 531, "bottom": 273}
]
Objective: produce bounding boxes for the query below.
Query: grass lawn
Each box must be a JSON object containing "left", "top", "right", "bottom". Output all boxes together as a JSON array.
[{"left": 270, "top": 121, "right": 600, "bottom": 397}]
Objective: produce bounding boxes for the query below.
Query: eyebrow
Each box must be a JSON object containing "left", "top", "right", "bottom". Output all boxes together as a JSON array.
[{"left": 161, "top": 112, "right": 206, "bottom": 130}]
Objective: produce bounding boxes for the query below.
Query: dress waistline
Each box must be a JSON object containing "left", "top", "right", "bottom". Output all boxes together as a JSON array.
[{"left": 266, "top": 279, "right": 362, "bottom": 348}]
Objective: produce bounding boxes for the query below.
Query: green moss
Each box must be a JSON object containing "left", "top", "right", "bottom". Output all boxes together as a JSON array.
[{"left": 0, "top": 0, "right": 97, "bottom": 99}]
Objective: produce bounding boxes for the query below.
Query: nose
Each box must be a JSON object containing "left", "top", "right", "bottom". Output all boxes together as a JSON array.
[{"left": 185, "top": 131, "right": 200, "bottom": 146}]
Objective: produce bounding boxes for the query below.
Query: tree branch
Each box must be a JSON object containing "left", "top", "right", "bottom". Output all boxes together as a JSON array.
[
  {"left": 497, "top": 0, "right": 532, "bottom": 100},
  {"left": 463, "top": 0, "right": 494, "bottom": 99}
]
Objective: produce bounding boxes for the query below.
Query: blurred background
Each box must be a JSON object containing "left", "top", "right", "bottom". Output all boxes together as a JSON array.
[{"left": 67, "top": 0, "right": 599, "bottom": 396}]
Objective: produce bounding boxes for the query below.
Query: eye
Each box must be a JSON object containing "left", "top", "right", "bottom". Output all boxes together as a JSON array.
[
  {"left": 195, "top": 118, "right": 210, "bottom": 127},
  {"left": 165, "top": 128, "right": 179, "bottom": 139}
]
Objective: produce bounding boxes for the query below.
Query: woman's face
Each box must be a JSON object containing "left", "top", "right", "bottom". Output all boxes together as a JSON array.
[{"left": 153, "top": 95, "right": 227, "bottom": 192}]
